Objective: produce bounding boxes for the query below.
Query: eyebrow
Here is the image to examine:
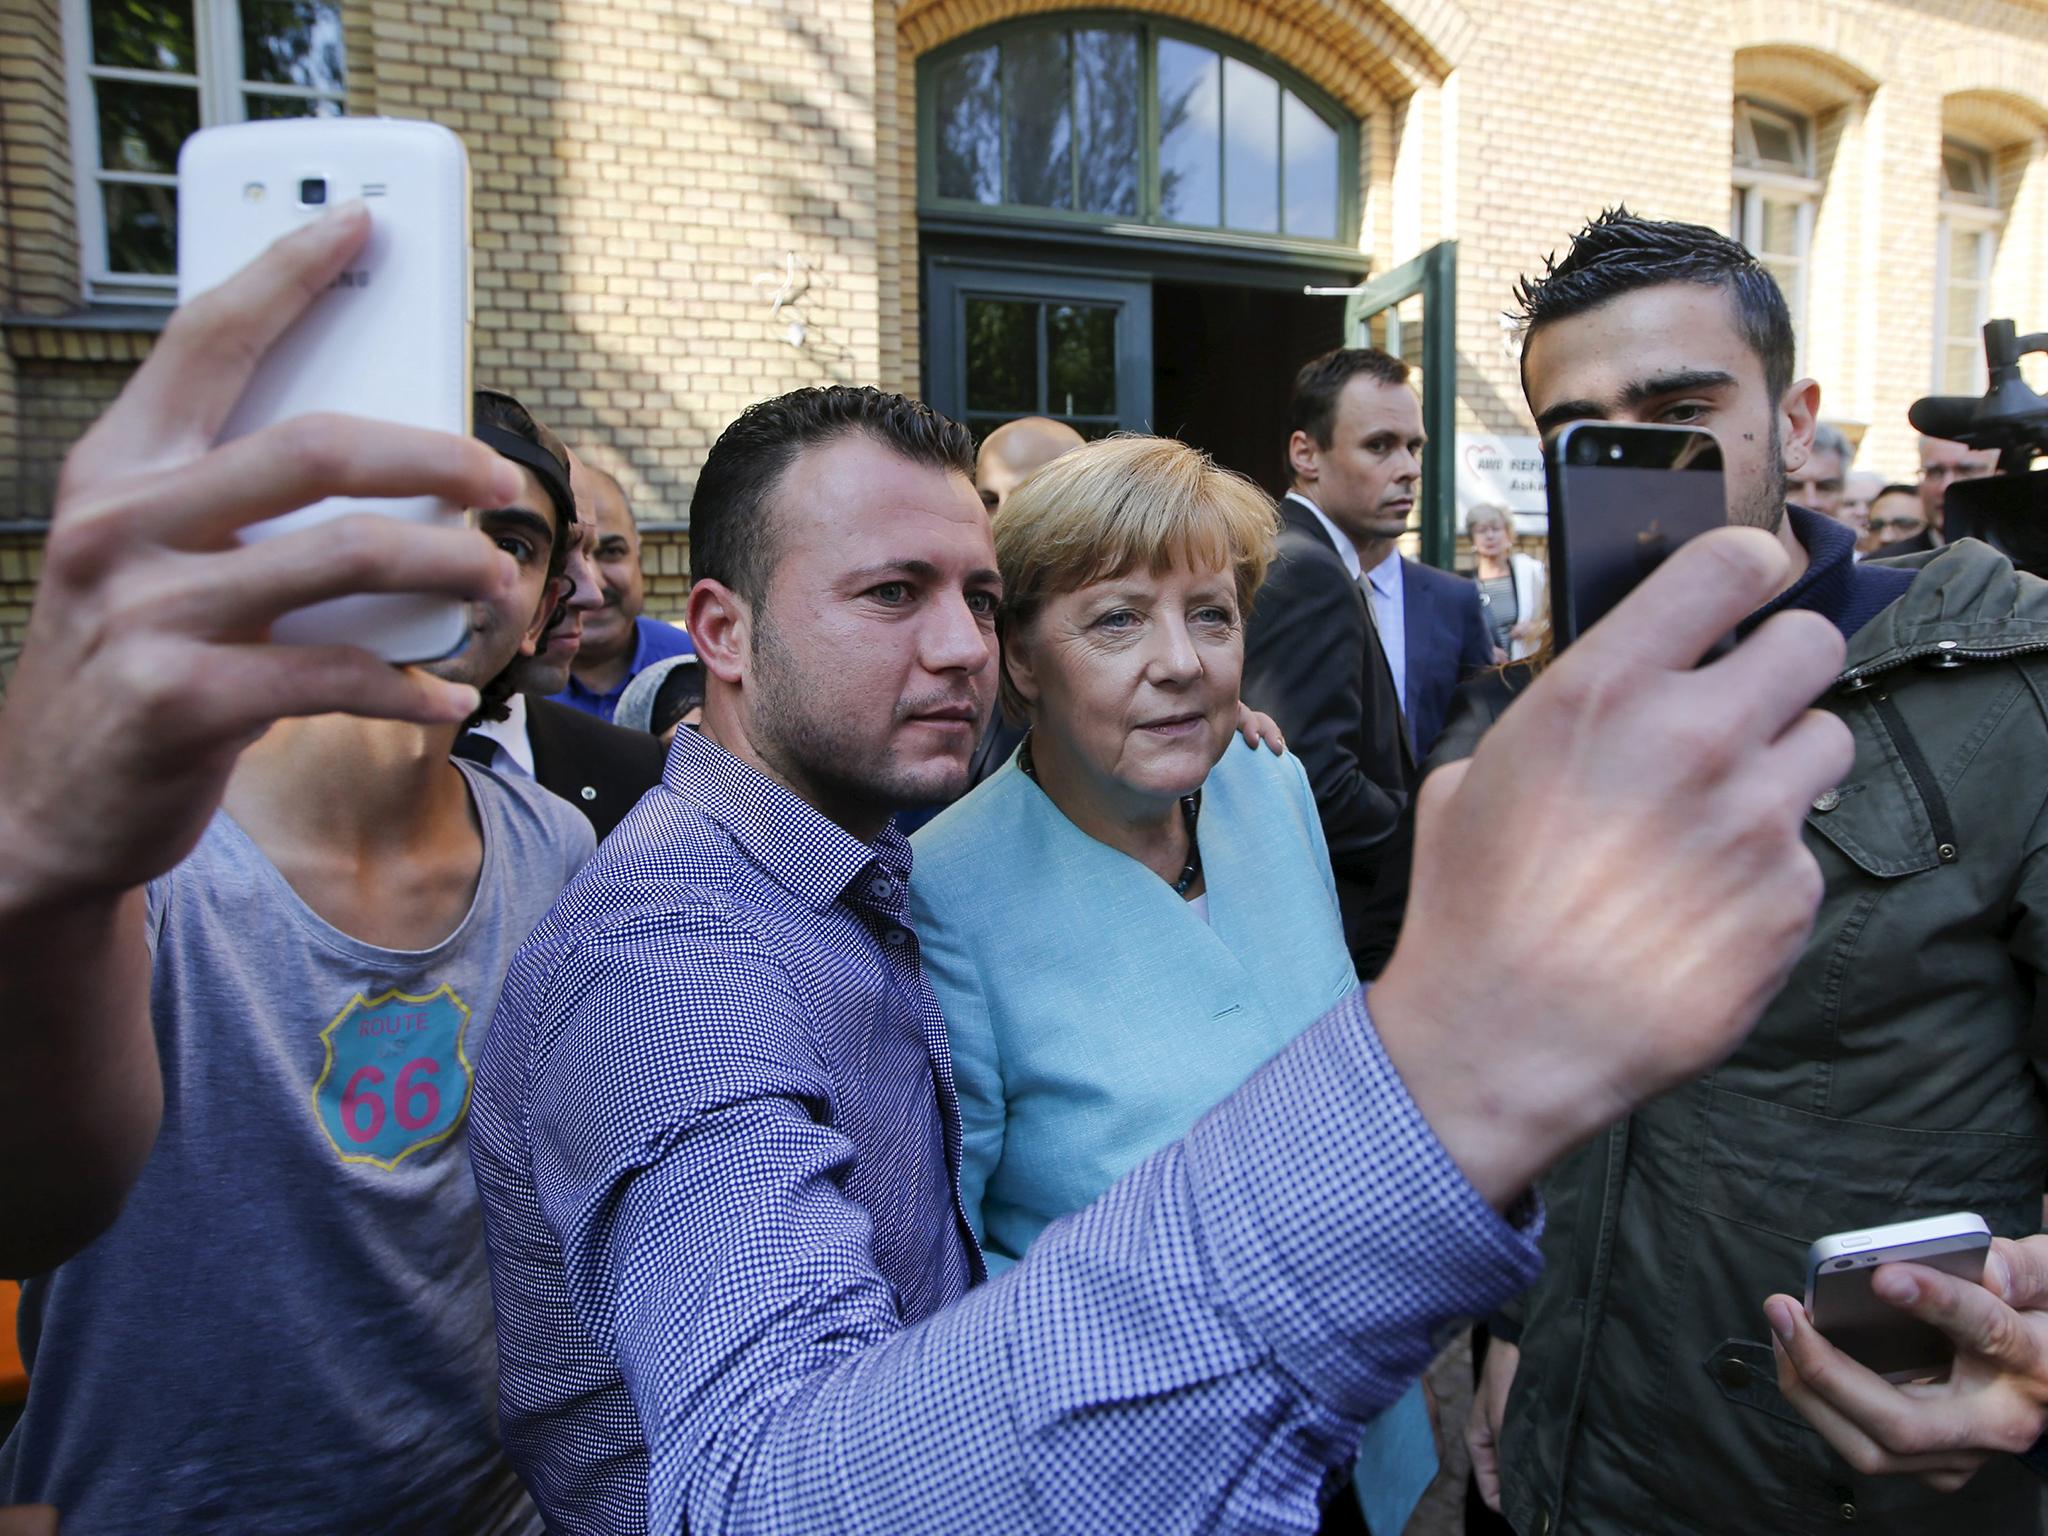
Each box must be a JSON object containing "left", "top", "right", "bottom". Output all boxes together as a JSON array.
[
  {"left": 845, "top": 559, "right": 1004, "bottom": 590},
  {"left": 1533, "top": 369, "right": 1739, "bottom": 437},
  {"left": 481, "top": 507, "right": 556, "bottom": 542}
]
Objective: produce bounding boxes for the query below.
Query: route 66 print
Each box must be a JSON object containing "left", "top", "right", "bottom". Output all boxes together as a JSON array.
[{"left": 310, "top": 984, "right": 474, "bottom": 1170}]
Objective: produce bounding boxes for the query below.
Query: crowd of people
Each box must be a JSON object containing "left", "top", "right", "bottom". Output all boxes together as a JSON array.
[{"left": 2, "top": 197, "right": 2048, "bottom": 1536}]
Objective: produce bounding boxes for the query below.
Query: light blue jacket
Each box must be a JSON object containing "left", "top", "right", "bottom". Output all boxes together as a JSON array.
[
  {"left": 912, "top": 739, "right": 1356, "bottom": 1265},
  {"left": 911, "top": 738, "right": 1436, "bottom": 1534}
]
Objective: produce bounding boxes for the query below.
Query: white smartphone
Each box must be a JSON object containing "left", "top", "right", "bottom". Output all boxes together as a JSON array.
[
  {"left": 1804, "top": 1212, "right": 1992, "bottom": 1383},
  {"left": 177, "top": 118, "right": 473, "bottom": 663}
]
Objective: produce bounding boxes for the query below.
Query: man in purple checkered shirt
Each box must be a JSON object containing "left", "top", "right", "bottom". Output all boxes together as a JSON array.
[{"left": 468, "top": 387, "right": 1852, "bottom": 1533}]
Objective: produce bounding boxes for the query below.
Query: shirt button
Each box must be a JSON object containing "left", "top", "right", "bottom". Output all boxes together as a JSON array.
[
  {"left": 870, "top": 875, "right": 896, "bottom": 902},
  {"left": 884, "top": 927, "right": 909, "bottom": 947},
  {"left": 1716, "top": 1357, "right": 1750, "bottom": 1391},
  {"left": 1812, "top": 788, "right": 1840, "bottom": 813},
  {"left": 579, "top": 786, "right": 598, "bottom": 802}
]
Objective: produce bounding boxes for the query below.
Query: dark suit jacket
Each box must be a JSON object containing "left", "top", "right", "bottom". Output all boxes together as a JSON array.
[
  {"left": 1241, "top": 496, "right": 1413, "bottom": 976},
  {"left": 525, "top": 695, "right": 667, "bottom": 842},
  {"left": 1400, "top": 557, "right": 1497, "bottom": 761}
]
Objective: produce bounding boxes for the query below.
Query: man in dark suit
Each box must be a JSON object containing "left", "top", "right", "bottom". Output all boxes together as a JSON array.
[
  {"left": 460, "top": 454, "right": 666, "bottom": 841},
  {"left": 1386, "top": 551, "right": 1495, "bottom": 761},
  {"left": 1242, "top": 347, "right": 1422, "bottom": 977}
]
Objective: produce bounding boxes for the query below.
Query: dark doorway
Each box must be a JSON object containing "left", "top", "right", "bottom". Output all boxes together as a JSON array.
[{"left": 1151, "top": 281, "right": 1344, "bottom": 496}]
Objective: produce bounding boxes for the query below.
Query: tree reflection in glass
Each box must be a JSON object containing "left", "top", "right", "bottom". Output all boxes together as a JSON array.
[
  {"left": 91, "top": 0, "right": 196, "bottom": 73},
  {"left": 241, "top": 0, "right": 347, "bottom": 92},
  {"left": 935, "top": 46, "right": 1002, "bottom": 203},
  {"left": 105, "top": 183, "right": 177, "bottom": 275},
  {"left": 1006, "top": 31, "right": 1072, "bottom": 210},
  {"left": 1157, "top": 40, "right": 1220, "bottom": 226},
  {"left": 96, "top": 80, "right": 199, "bottom": 174},
  {"left": 1074, "top": 31, "right": 1139, "bottom": 216},
  {"left": 1047, "top": 305, "right": 1116, "bottom": 417},
  {"left": 965, "top": 300, "right": 1036, "bottom": 414}
]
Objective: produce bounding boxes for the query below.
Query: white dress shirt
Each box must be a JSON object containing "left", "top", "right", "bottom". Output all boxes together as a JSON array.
[
  {"left": 1285, "top": 491, "right": 1407, "bottom": 712},
  {"left": 469, "top": 692, "right": 537, "bottom": 781}
]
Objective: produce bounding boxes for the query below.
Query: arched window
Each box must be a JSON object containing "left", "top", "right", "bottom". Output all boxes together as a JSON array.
[
  {"left": 920, "top": 19, "right": 1356, "bottom": 245},
  {"left": 1935, "top": 138, "right": 2002, "bottom": 393}
]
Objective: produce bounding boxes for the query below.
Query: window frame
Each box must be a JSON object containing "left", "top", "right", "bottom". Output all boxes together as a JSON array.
[
  {"left": 1933, "top": 138, "right": 2002, "bottom": 394},
  {"left": 63, "top": 0, "right": 347, "bottom": 304},
  {"left": 1731, "top": 97, "right": 1821, "bottom": 372},
  {"left": 916, "top": 13, "right": 1361, "bottom": 253}
]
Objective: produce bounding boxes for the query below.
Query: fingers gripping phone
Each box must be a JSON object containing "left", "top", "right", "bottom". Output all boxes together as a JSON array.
[
  {"left": 1545, "top": 423, "right": 1728, "bottom": 649},
  {"left": 177, "top": 118, "right": 473, "bottom": 663},
  {"left": 1805, "top": 1212, "right": 1992, "bottom": 1383}
]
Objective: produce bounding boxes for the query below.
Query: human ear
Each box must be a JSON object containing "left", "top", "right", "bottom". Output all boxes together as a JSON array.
[
  {"left": 1287, "top": 429, "right": 1321, "bottom": 486},
  {"left": 1779, "top": 379, "right": 1822, "bottom": 473},
  {"left": 687, "top": 578, "right": 751, "bottom": 685}
]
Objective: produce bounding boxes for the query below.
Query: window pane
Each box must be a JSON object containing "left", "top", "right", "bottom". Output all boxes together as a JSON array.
[
  {"left": 96, "top": 79, "right": 198, "bottom": 174},
  {"left": 1944, "top": 339, "right": 1984, "bottom": 394},
  {"left": 1047, "top": 304, "right": 1116, "bottom": 416},
  {"left": 965, "top": 299, "right": 1036, "bottom": 413},
  {"left": 1157, "top": 40, "right": 1220, "bottom": 225},
  {"left": 1756, "top": 197, "right": 1801, "bottom": 259},
  {"left": 244, "top": 91, "right": 344, "bottom": 120},
  {"left": 933, "top": 46, "right": 1001, "bottom": 203},
  {"left": 92, "top": 0, "right": 196, "bottom": 73},
  {"left": 1948, "top": 223, "right": 1992, "bottom": 279},
  {"left": 104, "top": 181, "right": 177, "bottom": 274},
  {"left": 241, "top": 0, "right": 347, "bottom": 92},
  {"left": 1222, "top": 58, "right": 1279, "bottom": 233},
  {"left": 1073, "top": 30, "right": 1139, "bottom": 216},
  {"left": 1282, "top": 91, "right": 1338, "bottom": 239},
  {"left": 1946, "top": 280, "right": 1982, "bottom": 341},
  {"left": 1005, "top": 31, "right": 1071, "bottom": 209},
  {"left": 1749, "top": 117, "right": 1797, "bottom": 166}
]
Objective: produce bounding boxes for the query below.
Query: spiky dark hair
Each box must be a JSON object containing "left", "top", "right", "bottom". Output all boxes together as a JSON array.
[{"left": 1513, "top": 207, "right": 1796, "bottom": 402}]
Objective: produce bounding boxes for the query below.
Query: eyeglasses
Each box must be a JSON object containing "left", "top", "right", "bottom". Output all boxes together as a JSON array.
[{"left": 1868, "top": 517, "right": 1927, "bottom": 535}]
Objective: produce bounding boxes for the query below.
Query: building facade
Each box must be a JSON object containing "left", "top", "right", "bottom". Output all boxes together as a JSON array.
[{"left": 3, "top": 0, "right": 2046, "bottom": 694}]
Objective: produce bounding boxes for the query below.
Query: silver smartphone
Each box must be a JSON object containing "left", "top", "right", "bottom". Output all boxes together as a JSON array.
[
  {"left": 177, "top": 117, "right": 473, "bottom": 663},
  {"left": 1804, "top": 1212, "right": 1992, "bottom": 1383}
]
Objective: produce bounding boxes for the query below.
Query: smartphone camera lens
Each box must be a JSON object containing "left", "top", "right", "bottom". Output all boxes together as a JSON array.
[
  {"left": 1573, "top": 436, "right": 1601, "bottom": 466},
  {"left": 299, "top": 177, "right": 328, "bottom": 207}
]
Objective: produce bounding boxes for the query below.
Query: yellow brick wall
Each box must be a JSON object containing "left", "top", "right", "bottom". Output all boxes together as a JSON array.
[{"left": 5, "top": 0, "right": 2048, "bottom": 699}]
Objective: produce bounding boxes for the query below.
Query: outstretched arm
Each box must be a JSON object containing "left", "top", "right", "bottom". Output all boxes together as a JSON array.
[{"left": 0, "top": 206, "right": 518, "bottom": 1275}]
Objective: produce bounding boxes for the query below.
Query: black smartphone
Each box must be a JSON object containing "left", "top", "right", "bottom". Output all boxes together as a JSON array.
[{"left": 1546, "top": 422, "right": 1728, "bottom": 648}]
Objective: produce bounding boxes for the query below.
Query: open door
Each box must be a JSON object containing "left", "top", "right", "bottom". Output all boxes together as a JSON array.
[{"left": 1332, "top": 240, "right": 1458, "bottom": 569}]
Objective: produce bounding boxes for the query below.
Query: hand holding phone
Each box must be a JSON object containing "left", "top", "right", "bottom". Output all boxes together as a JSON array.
[
  {"left": 178, "top": 117, "right": 473, "bottom": 662},
  {"left": 1805, "top": 1213, "right": 1992, "bottom": 1383}
]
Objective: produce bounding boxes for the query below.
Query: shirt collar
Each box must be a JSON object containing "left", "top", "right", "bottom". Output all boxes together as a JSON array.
[
  {"left": 661, "top": 724, "right": 897, "bottom": 911},
  {"left": 470, "top": 692, "right": 536, "bottom": 777},
  {"left": 1363, "top": 544, "right": 1402, "bottom": 597},
  {"left": 1285, "top": 491, "right": 1363, "bottom": 582}
]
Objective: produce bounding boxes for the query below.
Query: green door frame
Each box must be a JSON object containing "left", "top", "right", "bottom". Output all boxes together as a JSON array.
[{"left": 1341, "top": 240, "right": 1457, "bottom": 570}]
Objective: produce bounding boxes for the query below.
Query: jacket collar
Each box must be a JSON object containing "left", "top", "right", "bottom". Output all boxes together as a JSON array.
[{"left": 1836, "top": 538, "right": 2048, "bottom": 687}]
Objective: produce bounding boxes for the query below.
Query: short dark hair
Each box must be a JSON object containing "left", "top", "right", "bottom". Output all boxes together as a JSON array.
[
  {"left": 474, "top": 388, "right": 575, "bottom": 586},
  {"left": 1513, "top": 207, "right": 1797, "bottom": 403},
  {"left": 1288, "top": 347, "right": 1411, "bottom": 451},
  {"left": 689, "top": 385, "right": 977, "bottom": 601}
]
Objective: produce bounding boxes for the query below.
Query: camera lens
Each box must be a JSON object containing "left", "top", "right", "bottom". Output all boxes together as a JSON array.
[
  {"left": 1573, "top": 436, "right": 1601, "bottom": 466},
  {"left": 300, "top": 177, "right": 328, "bottom": 206}
]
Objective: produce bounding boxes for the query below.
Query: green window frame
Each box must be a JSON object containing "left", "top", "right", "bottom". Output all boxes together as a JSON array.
[{"left": 917, "top": 14, "right": 1360, "bottom": 251}]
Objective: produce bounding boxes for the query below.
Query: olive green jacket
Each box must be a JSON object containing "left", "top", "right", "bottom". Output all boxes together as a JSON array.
[{"left": 1482, "top": 541, "right": 2048, "bottom": 1535}]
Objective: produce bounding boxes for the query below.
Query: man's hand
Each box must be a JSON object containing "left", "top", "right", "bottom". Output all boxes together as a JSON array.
[
  {"left": 0, "top": 202, "right": 520, "bottom": 910},
  {"left": 1766, "top": 1236, "right": 2048, "bottom": 1491},
  {"left": 0, "top": 204, "right": 519, "bottom": 1275},
  {"left": 1234, "top": 701, "right": 1285, "bottom": 754},
  {"left": 1465, "top": 1339, "right": 1519, "bottom": 1512},
  {"left": 1372, "top": 528, "right": 1852, "bottom": 1207}
]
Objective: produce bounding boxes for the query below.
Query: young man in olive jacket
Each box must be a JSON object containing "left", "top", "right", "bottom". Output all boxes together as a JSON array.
[{"left": 1462, "top": 210, "right": 2048, "bottom": 1535}]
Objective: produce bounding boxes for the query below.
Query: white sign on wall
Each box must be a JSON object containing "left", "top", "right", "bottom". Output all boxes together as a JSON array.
[{"left": 1456, "top": 433, "right": 1548, "bottom": 536}]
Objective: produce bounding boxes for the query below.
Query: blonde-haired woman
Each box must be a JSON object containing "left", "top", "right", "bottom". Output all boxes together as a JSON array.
[
  {"left": 909, "top": 435, "right": 1436, "bottom": 1536},
  {"left": 1467, "top": 502, "right": 1546, "bottom": 661}
]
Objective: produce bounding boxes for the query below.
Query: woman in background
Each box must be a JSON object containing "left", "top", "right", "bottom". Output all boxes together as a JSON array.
[{"left": 1467, "top": 501, "right": 1546, "bottom": 662}]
